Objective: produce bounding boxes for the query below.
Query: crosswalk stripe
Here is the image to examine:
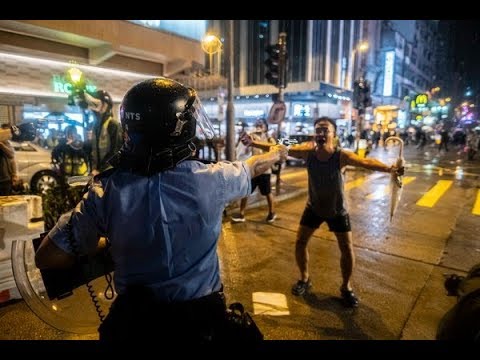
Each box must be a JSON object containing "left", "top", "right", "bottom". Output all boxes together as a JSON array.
[
  {"left": 473, "top": 190, "right": 480, "bottom": 216},
  {"left": 366, "top": 176, "right": 416, "bottom": 200},
  {"left": 344, "top": 173, "right": 384, "bottom": 191},
  {"left": 416, "top": 180, "right": 453, "bottom": 208}
]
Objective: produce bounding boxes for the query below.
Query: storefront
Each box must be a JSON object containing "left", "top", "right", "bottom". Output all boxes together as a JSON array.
[
  {"left": 0, "top": 51, "right": 155, "bottom": 140},
  {"left": 202, "top": 93, "right": 352, "bottom": 138}
]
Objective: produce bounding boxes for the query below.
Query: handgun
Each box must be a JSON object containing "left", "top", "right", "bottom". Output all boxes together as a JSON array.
[{"left": 278, "top": 138, "right": 298, "bottom": 147}]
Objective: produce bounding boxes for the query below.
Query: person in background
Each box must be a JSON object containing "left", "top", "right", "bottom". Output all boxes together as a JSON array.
[
  {"left": 85, "top": 90, "right": 123, "bottom": 175},
  {"left": 34, "top": 77, "right": 288, "bottom": 342},
  {"left": 0, "top": 124, "right": 19, "bottom": 196},
  {"left": 283, "top": 116, "right": 404, "bottom": 308},
  {"left": 45, "top": 129, "right": 60, "bottom": 149},
  {"left": 231, "top": 118, "right": 278, "bottom": 223},
  {"left": 51, "top": 125, "right": 89, "bottom": 178},
  {"left": 438, "top": 128, "right": 449, "bottom": 152},
  {"left": 0, "top": 123, "right": 36, "bottom": 194}
]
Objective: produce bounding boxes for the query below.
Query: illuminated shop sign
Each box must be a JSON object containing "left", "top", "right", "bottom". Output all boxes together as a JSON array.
[
  {"left": 415, "top": 93, "right": 428, "bottom": 107},
  {"left": 130, "top": 20, "right": 207, "bottom": 41},
  {"left": 52, "top": 75, "right": 96, "bottom": 95},
  {"left": 293, "top": 104, "right": 311, "bottom": 117},
  {"left": 243, "top": 109, "right": 265, "bottom": 117},
  {"left": 383, "top": 51, "right": 395, "bottom": 97}
]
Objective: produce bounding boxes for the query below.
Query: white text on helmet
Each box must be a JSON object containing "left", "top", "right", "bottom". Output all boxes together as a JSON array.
[{"left": 125, "top": 112, "right": 141, "bottom": 121}]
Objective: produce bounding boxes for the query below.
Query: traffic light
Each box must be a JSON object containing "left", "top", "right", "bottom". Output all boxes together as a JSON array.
[
  {"left": 265, "top": 44, "right": 280, "bottom": 86},
  {"left": 353, "top": 79, "right": 363, "bottom": 109},
  {"left": 353, "top": 78, "right": 372, "bottom": 109}
]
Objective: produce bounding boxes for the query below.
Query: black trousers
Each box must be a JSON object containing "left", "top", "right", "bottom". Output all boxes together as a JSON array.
[{"left": 98, "top": 286, "right": 228, "bottom": 343}]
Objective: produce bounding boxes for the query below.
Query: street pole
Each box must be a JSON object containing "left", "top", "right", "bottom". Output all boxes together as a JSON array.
[
  {"left": 225, "top": 20, "right": 235, "bottom": 162},
  {"left": 355, "top": 108, "right": 364, "bottom": 154},
  {"left": 275, "top": 32, "right": 287, "bottom": 195}
]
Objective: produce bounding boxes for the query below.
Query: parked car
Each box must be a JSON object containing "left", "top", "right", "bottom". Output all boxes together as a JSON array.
[{"left": 11, "top": 141, "right": 59, "bottom": 194}]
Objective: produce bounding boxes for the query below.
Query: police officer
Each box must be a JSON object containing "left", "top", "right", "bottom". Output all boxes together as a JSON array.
[
  {"left": 85, "top": 90, "right": 123, "bottom": 175},
  {"left": 34, "top": 77, "right": 288, "bottom": 342}
]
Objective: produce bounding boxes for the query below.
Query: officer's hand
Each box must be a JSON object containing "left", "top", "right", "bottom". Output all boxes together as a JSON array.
[
  {"left": 11, "top": 123, "right": 36, "bottom": 142},
  {"left": 271, "top": 144, "right": 288, "bottom": 162}
]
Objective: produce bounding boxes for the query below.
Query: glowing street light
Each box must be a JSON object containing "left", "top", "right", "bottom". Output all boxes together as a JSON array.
[
  {"left": 201, "top": 34, "right": 222, "bottom": 75},
  {"left": 346, "top": 41, "right": 369, "bottom": 90},
  {"left": 66, "top": 66, "right": 85, "bottom": 89}
]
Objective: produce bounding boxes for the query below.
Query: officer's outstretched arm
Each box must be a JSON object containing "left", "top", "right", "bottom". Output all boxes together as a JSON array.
[{"left": 245, "top": 144, "right": 288, "bottom": 178}]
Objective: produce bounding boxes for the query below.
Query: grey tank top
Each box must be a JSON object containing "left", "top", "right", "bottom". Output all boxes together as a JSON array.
[{"left": 306, "top": 148, "right": 347, "bottom": 217}]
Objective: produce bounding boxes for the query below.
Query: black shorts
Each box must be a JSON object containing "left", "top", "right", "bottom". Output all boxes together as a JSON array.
[
  {"left": 300, "top": 207, "right": 351, "bottom": 232},
  {"left": 251, "top": 174, "right": 271, "bottom": 196}
]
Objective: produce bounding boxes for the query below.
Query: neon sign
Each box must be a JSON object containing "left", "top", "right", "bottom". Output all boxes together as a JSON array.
[{"left": 52, "top": 75, "right": 96, "bottom": 95}]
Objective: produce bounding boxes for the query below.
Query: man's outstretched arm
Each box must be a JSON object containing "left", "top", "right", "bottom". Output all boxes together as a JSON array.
[
  {"left": 287, "top": 141, "right": 315, "bottom": 160},
  {"left": 341, "top": 150, "right": 404, "bottom": 175}
]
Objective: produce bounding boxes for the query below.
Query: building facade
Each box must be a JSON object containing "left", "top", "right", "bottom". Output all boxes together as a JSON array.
[
  {"left": 372, "top": 20, "right": 444, "bottom": 131},
  {"left": 198, "top": 20, "right": 370, "bottom": 137},
  {"left": 0, "top": 20, "right": 206, "bottom": 137}
]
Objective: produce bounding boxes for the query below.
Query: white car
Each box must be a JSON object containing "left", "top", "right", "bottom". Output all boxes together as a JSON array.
[{"left": 11, "top": 141, "right": 59, "bottom": 194}]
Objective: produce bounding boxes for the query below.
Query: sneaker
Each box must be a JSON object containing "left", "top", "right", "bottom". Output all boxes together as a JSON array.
[
  {"left": 231, "top": 213, "right": 245, "bottom": 223},
  {"left": 266, "top": 212, "right": 277, "bottom": 223},
  {"left": 291, "top": 279, "right": 312, "bottom": 296},
  {"left": 340, "top": 289, "right": 359, "bottom": 308}
]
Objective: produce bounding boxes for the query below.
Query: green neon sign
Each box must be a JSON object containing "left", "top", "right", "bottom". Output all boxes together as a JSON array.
[{"left": 52, "top": 75, "right": 97, "bottom": 94}]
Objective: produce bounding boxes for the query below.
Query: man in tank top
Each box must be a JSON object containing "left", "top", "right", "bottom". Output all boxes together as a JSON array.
[{"left": 284, "top": 116, "right": 404, "bottom": 307}]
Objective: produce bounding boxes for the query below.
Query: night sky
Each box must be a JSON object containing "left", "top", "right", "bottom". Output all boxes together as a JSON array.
[{"left": 452, "top": 20, "right": 480, "bottom": 90}]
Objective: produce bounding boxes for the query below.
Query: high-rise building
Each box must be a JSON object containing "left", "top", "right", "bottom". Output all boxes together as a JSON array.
[{"left": 200, "top": 20, "right": 370, "bottom": 136}]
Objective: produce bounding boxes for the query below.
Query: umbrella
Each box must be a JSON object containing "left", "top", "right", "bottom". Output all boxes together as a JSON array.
[{"left": 385, "top": 136, "right": 405, "bottom": 222}]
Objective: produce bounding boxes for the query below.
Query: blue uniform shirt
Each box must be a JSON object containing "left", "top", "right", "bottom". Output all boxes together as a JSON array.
[{"left": 47, "top": 159, "right": 251, "bottom": 302}]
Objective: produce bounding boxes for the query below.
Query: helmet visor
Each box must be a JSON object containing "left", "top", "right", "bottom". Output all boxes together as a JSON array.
[{"left": 190, "top": 97, "right": 216, "bottom": 139}]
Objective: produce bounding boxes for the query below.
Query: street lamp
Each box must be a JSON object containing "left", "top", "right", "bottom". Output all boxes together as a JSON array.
[
  {"left": 65, "top": 65, "right": 88, "bottom": 140},
  {"left": 201, "top": 34, "right": 222, "bottom": 75},
  {"left": 346, "top": 41, "right": 369, "bottom": 156},
  {"left": 346, "top": 41, "right": 369, "bottom": 90}
]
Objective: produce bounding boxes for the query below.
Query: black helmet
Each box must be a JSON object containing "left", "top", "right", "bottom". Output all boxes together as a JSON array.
[
  {"left": 92, "top": 90, "right": 113, "bottom": 108},
  {"left": 85, "top": 89, "right": 113, "bottom": 114},
  {"left": 113, "top": 77, "right": 215, "bottom": 174}
]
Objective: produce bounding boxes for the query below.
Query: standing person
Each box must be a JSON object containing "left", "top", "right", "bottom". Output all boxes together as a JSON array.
[
  {"left": 34, "top": 77, "right": 288, "bottom": 342},
  {"left": 438, "top": 128, "right": 449, "bottom": 152},
  {"left": 466, "top": 128, "right": 479, "bottom": 160},
  {"left": 283, "top": 116, "right": 404, "bottom": 307},
  {"left": 231, "top": 118, "right": 278, "bottom": 223},
  {"left": 45, "top": 129, "right": 60, "bottom": 149},
  {"left": 85, "top": 90, "right": 123, "bottom": 176},
  {"left": 0, "top": 125, "right": 19, "bottom": 196},
  {"left": 51, "top": 125, "right": 89, "bottom": 178}
]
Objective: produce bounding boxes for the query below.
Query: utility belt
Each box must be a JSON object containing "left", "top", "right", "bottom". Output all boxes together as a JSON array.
[{"left": 99, "top": 285, "right": 263, "bottom": 342}]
